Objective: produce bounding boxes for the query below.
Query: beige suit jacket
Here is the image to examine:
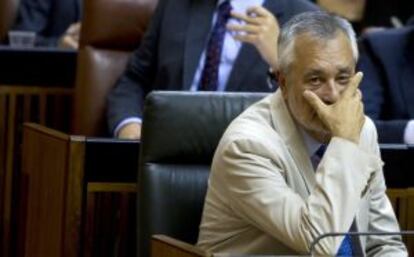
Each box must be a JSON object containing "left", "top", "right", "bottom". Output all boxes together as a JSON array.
[{"left": 197, "top": 91, "right": 407, "bottom": 256}]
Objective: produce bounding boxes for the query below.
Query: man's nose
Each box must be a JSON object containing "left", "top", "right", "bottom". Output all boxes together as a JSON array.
[{"left": 319, "top": 80, "right": 340, "bottom": 105}]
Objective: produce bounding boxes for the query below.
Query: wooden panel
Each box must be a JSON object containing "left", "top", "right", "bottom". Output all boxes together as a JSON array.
[
  {"left": 20, "top": 124, "right": 139, "bottom": 257},
  {"left": 63, "top": 135, "right": 87, "bottom": 257},
  {"left": 21, "top": 124, "right": 84, "bottom": 257},
  {"left": 83, "top": 188, "right": 136, "bottom": 257},
  {"left": 0, "top": 94, "right": 7, "bottom": 220},
  {"left": 387, "top": 189, "right": 408, "bottom": 229},
  {"left": 2, "top": 80, "right": 140, "bottom": 257},
  {"left": 0, "top": 86, "right": 72, "bottom": 257},
  {"left": 387, "top": 188, "right": 414, "bottom": 256},
  {"left": 151, "top": 235, "right": 211, "bottom": 257},
  {"left": 2, "top": 93, "right": 16, "bottom": 257},
  {"left": 88, "top": 183, "right": 136, "bottom": 192},
  {"left": 404, "top": 189, "right": 414, "bottom": 256}
]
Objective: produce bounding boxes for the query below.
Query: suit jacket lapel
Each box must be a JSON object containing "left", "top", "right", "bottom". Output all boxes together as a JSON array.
[
  {"left": 183, "top": 0, "right": 217, "bottom": 90},
  {"left": 270, "top": 91, "right": 317, "bottom": 196},
  {"left": 226, "top": 0, "right": 283, "bottom": 91}
]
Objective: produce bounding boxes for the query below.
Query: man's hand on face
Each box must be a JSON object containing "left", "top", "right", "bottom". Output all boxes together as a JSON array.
[
  {"left": 117, "top": 123, "right": 142, "bottom": 140},
  {"left": 303, "top": 72, "right": 365, "bottom": 144},
  {"left": 227, "top": 6, "right": 279, "bottom": 69}
]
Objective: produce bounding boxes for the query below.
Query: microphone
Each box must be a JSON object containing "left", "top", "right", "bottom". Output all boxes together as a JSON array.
[{"left": 309, "top": 230, "right": 414, "bottom": 256}]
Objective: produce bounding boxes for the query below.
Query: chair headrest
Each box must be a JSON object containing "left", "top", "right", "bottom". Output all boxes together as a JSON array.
[
  {"left": 80, "top": 0, "right": 158, "bottom": 50},
  {"left": 140, "top": 91, "right": 268, "bottom": 163}
]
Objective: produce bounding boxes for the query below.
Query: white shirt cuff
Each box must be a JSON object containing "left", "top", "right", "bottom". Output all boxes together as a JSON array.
[
  {"left": 403, "top": 120, "right": 414, "bottom": 144},
  {"left": 114, "top": 117, "right": 142, "bottom": 137}
]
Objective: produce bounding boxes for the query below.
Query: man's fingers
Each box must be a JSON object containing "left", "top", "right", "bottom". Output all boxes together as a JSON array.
[
  {"left": 303, "top": 90, "right": 327, "bottom": 115},
  {"left": 343, "top": 71, "right": 363, "bottom": 98},
  {"left": 246, "top": 6, "right": 269, "bottom": 17},
  {"left": 230, "top": 11, "right": 262, "bottom": 25},
  {"left": 232, "top": 33, "right": 256, "bottom": 44},
  {"left": 61, "top": 36, "right": 78, "bottom": 49},
  {"left": 227, "top": 24, "right": 259, "bottom": 34}
]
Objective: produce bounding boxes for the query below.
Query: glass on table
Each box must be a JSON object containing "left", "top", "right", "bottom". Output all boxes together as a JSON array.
[{"left": 8, "top": 31, "right": 36, "bottom": 48}]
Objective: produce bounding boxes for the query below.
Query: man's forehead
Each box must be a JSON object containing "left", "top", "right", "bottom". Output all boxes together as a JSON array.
[
  {"left": 294, "top": 31, "right": 350, "bottom": 52},
  {"left": 292, "top": 32, "right": 354, "bottom": 66},
  {"left": 303, "top": 65, "right": 354, "bottom": 76}
]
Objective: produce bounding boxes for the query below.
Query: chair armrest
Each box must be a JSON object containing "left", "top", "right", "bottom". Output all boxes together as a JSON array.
[{"left": 151, "top": 235, "right": 211, "bottom": 257}]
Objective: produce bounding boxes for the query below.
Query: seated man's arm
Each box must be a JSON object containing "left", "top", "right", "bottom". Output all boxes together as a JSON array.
[
  {"left": 114, "top": 118, "right": 142, "bottom": 140},
  {"left": 358, "top": 35, "right": 409, "bottom": 143},
  {"left": 107, "top": 0, "right": 168, "bottom": 137}
]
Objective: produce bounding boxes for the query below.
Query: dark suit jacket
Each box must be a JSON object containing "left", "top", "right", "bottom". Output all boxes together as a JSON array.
[
  {"left": 106, "top": 0, "right": 318, "bottom": 133},
  {"left": 12, "top": 0, "right": 81, "bottom": 46},
  {"left": 358, "top": 25, "right": 414, "bottom": 143}
]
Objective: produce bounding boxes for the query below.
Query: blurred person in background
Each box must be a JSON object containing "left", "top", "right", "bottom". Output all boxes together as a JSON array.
[
  {"left": 107, "top": 0, "right": 319, "bottom": 140},
  {"left": 317, "top": 0, "right": 365, "bottom": 24},
  {"left": 313, "top": 0, "right": 413, "bottom": 34},
  {"left": 11, "top": 0, "right": 82, "bottom": 48},
  {"left": 362, "top": 0, "right": 413, "bottom": 30},
  {"left": 357, "top": 17, "right": 414, "bottom": 143}
]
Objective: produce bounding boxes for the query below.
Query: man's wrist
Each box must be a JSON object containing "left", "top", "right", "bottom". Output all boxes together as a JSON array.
[{"left": 114, "top": 117, "right": 142, "bottom": 137}]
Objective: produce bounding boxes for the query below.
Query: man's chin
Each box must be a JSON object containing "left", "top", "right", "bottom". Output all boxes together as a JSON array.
[{"left": 302, "top": 123, "right": 332, "bottom": 143}]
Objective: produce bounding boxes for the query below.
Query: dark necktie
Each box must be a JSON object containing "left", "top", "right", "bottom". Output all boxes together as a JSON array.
[
  {"left": 311, "top": 144, "right": 326, "bottom": 170},
  {"left": 311, "top": 144, "right": 354, "bottom": 257},
  {"left": 199, "top": 0, "right": 232, "bottom": 91}
]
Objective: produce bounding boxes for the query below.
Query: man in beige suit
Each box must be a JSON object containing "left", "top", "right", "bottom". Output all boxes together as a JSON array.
[{"left": 197, "top": 11, "right": 407, "bottom": 256}]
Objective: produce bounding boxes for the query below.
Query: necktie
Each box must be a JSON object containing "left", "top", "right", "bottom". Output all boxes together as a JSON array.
[
  {"left": 311, "top": 144, "right": 326, "bottom": 170},
  {"left": 311, "top": 145, "right": 354, "bottom": 256},
  {"left": 199, "top": 0, "right": 232, "bottom": 91},
  {"left": 336, "top": 235, "right": 354, "bottom": 256}
]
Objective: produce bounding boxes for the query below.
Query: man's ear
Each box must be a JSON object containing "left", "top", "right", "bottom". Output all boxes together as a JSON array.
[{"left": 277, "top": 71, "right": 288, "bottom": 100}]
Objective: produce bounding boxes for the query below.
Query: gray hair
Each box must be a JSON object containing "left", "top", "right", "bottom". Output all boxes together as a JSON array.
[{"left": 277, "top": 11, "right": 358, "bottom": 73}]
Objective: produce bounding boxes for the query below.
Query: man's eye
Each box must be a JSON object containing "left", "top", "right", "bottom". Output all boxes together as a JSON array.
[
  {"left": 309, "top": 77, "right": 321, "bottom": 86},
  {"left": 337, "top": 76, "right": 350, "bottom": 85}
]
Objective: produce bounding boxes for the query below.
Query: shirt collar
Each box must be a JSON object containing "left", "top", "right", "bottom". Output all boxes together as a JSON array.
[{"left": 299, "top": 127, "right": 322, "bottom": 157}]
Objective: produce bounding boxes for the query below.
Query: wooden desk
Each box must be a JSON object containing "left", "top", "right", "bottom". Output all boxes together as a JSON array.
[
  {"left": 20, "top": 123, "right": 139, "bottom": 257},
  {"left": 20, "top": 124, "right": 414, "bottom": 257},
  {"left": 0, "top": 46, "right": 77, "bottom": 86},
  {"left": 380, "top": 144, "right": 414, "bottom": 188},
  {"left": 0, "top": 46, "right": 76, "bottom": 257}
]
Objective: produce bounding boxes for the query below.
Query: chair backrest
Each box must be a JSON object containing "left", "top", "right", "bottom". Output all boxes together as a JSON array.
[
  {"left": 138, "top": 91, "right": 268, "bottom": 257},
  {"left": 0, "top": 0, "right": 19, "bottom": 41},
  {"left": 72, "top": 0, "right": 158, "bottom": 136}
]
